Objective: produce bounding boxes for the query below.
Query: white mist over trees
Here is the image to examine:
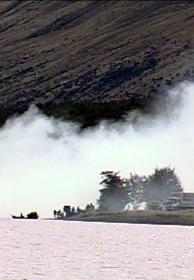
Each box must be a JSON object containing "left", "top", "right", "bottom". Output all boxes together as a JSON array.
[{"left": 0, "top": 81, "right": 194, "bottom": 217}]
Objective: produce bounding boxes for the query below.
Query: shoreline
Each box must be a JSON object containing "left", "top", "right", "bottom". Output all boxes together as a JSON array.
[{"left": 61, "top": 210, "right": 194, "bottom": 226}]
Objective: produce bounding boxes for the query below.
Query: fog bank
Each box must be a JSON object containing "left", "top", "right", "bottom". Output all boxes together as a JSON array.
[{"left": 0, "top": 81, "right": 193, "bottom": 217}]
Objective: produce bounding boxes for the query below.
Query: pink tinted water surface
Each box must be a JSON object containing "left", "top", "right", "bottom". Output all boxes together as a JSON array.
[{"left": 0, "top": 219, "right": 194, "bottom": 280}]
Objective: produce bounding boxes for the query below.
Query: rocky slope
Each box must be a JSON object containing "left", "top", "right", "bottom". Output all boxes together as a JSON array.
[{"left": 1, "top": 0, "right": 194, "bottom": 126}]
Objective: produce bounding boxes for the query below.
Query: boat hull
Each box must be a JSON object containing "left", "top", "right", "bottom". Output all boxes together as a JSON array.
[{"left": 11, "top": 215, "right": 38, "bottom": 219}]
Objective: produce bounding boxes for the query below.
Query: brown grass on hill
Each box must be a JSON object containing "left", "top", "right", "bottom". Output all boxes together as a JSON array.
[{"left": 1, "top": 1, "right": 194, "bottom": 125}]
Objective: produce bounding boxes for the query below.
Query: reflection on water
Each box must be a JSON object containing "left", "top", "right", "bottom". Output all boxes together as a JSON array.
[{"left": 0, "top": 219, "right": 194, "bottom": 280}]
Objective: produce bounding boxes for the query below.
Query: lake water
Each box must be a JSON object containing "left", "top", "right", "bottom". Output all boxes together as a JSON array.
[{"left": 0, "top": 219, "right": 194, "bottom": 280}]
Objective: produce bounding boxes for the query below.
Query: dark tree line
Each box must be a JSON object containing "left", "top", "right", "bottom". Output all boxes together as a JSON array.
[
  {"left": 97, "top": 167, "right": 183, "bottom": 212},
  {"left": 53, "top": 203, "right": 95, "bottom": 219},
  {"left": 53, "top": 166, "right": 183, "bottom": 218}
]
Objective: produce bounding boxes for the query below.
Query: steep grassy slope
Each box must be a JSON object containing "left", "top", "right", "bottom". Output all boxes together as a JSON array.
[{"left": 1, "top": 0, "right": 194, "bottom": 126}]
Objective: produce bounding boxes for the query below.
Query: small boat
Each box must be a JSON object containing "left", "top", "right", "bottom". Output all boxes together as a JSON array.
[
  {"left": 11, "top": 212, "right": 39, "bottom": 219},
  {"left": 11, "top": 215, "right": 25, "bottom": 219}
]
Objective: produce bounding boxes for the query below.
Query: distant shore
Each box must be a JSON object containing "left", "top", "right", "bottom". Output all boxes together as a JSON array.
[{"left": 61, "top": 210, "right": 194, "bottom": 226}]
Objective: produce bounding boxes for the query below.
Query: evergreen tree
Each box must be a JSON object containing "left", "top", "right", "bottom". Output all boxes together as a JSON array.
[
  {"left": 97, "top": 171, "right": 128, "bottom": 212},
  {"left": 143, "top": 166, "right": 183, "bottom": 203}
]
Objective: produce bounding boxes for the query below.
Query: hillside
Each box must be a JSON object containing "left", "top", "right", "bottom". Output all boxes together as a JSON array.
[{"left": 1, "top": 0, "right": 194, "bottom": 126}]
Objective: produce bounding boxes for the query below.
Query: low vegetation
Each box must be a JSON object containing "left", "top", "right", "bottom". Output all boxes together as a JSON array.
[{"left": 65, "top": 209, "right": 194, "bottom": 226}]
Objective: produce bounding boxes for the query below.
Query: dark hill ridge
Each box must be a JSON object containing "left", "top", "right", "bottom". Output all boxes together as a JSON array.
[{"left": 1, "top": 0, "right": 194, "bottom": 126}]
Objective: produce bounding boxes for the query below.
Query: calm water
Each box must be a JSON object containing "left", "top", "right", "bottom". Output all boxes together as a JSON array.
[{"left": 0, "top": 219, "right": 194, "bottom": 280}]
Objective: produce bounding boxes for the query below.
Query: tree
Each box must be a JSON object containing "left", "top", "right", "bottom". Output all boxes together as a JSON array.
[
  {"left": 63, "top": 206, "right": 71, "bottom": 217},
  {"left": 125, "top": 173, "right": 146, "bottom": 210},
  {"left": 85, "top": 203, "right": 95, "bottom": 213},
  {"left": 76, "top": 206, "right": 83, "bottom": 215},
  {"left": 56, "top": 209, "right": 63, "bottom": 218},
  {"left": 97, "top": 171, "right": 128, "bottom": 212},
  {"left": 143, "top": 166, "right": 183, "bottom": 203},
  {"left": 71, "top": 207, "right": 76, "bottom": 215},
  {"left": 53, "top": 209, "right": 57, "bottom": 219}
]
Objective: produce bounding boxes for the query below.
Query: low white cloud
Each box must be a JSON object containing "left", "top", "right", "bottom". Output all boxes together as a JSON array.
[{"left": 0, "top": 81, "right": 194, "bottom": 217}]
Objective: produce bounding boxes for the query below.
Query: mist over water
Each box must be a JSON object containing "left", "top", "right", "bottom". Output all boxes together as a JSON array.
[{"left": 0, "top": 81, "right": 194, "bottom": 217}]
